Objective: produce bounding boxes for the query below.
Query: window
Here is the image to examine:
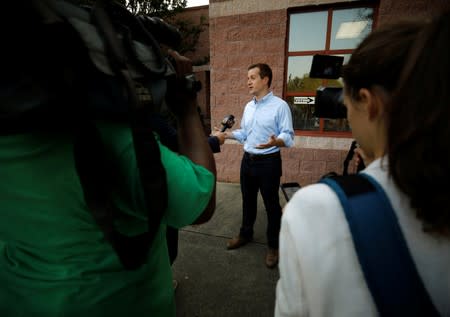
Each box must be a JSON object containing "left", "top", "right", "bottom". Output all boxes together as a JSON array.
[{"left": 285, "top": 4, "right": 375, "bottom": 135}]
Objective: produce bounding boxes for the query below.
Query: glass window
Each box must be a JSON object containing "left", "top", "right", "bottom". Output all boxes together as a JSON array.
[
  {"left": 330, "top": 8, "right": 373, "bottom": 50},
  {"left": 286, "top": 5, "right": 375, "bottom": 135},
  {"left": 287, "top": 56, "right": 324, "bottom": 93},
  {"left": 287, "top": 96, "right": 320, "bottom": 131},
  {"left": 289, "top": 12, "right": 328, "bottom": 51}
]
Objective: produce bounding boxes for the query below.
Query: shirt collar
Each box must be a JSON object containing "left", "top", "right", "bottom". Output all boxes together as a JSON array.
[{"left": 252, "top": 91, "right": 273, "bottom": 104}]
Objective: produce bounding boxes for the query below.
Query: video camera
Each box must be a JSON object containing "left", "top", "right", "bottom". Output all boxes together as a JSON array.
[
  {"left": 309, "top": 55, "right": 346, "bottom": 119},
  {"left": 93, "top": 1, "right": 202, "bottom": 99},
  {"left": 309, "top": 54, "right": 365, "bottom": 173},
  {"left": 3, "top": 0, "right": 206, "bottom": 271}
]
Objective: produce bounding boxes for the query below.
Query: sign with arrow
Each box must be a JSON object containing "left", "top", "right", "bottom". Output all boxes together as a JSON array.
[{"left": 294, "top": 96, "right": 315, "bottom": 105}]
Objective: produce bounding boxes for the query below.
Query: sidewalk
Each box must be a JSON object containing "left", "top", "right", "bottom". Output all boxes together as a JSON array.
[{"left": 172, "top": 182, "right": 288, "bottom": 317}]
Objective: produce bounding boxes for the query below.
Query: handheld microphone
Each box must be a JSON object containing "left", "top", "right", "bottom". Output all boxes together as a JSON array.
[{"left": 220, "top": 114, "right": 235, "bottom": 132}]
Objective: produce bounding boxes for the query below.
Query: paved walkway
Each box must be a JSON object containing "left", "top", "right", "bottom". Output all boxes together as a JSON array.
[{"left": 173, "top": 182, "right": 289, "bottom": 317}]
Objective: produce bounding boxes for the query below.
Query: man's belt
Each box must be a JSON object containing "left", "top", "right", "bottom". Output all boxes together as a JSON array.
[{"left": 244, "top": 151, "right": 280, "bottom": 161}]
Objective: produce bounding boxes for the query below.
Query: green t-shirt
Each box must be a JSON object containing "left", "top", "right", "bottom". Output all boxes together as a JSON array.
[{"left": 0, "top": 122, "right": 214, "bottom": 316}]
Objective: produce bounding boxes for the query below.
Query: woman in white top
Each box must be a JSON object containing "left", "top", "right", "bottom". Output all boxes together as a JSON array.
[{"left": 275, "top": 11, "right": 450, "bottom": 317}]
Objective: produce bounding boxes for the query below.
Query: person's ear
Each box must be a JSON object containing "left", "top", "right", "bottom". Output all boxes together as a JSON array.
[{"left": 359, "top": 88, "right": 380, "bottom": 120}]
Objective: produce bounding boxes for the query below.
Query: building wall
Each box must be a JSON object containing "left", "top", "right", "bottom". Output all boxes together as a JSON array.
[
  {"left": 172, "top": 6, "right": 212, "bottom": 133},
  {"left": 174, "top": 1, "right": 449, "bottom": 184},
  {"left": 205, "top": 0, "right": 450, "bottom": 185}
]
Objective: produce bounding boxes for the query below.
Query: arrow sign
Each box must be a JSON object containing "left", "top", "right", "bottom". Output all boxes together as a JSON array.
[{"left": 294, "top": 96, "right": 315, "bottom": 105}]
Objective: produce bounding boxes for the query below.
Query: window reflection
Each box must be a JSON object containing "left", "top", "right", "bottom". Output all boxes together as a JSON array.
[
  {"left": 287, "top": 6, "right": 373, "bottom": 134},
  {"left": 287, "top": 56, "right": 325, "bottom": 93},
  {"left": 330, "top": 8, "right": 373, "bottom": 50},
  {"left": 324, "top": 118, "right": 351, "bottom": 132},
  {"left": 289, "top": 12, "right": 327, "bottom": 51},
  {"left": 286, "top": 96, "right": 318, "bottom": 131}
]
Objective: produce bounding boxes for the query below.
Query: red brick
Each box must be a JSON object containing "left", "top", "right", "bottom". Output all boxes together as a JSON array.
[
  {"left": 298, "top": 150, "right": 315, "bottom": 161},
  {"left": 325, "top": 161, "right": 341, "bottom": 174},
  {"left": 240, "top": 40, "right": 266, "bottom": 55},
  {"left": 178, "top": 1, "right": 450, "bottom": 184},
  {"left": 240, "top": 12, "right": 269, "bottom": 26},
  {"left": 266, "top": 10, "right": 287, "bottom": 25},
  {"left": 298, "top": 174, "right": 313, "bottom": 187},
  {"left": 215, "top": 15, "right": 240, "bottom": 27}
]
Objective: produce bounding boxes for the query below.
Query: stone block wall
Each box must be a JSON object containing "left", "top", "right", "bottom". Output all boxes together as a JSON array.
[
  {"left": 214, "top": 144, "right": 357, "bottom": 186},
  {"left": 179, "top": 0, "right": 450, "bottom": 185},
  {"left": 209, "top": 9, "right": 287, "bottom": 131},
  {"left": 378, "top": 0, "right": 450, "bottom": 24}
]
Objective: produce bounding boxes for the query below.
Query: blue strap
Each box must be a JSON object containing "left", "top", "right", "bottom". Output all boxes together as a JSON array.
[{"left": 320, "top": 174, "right": 439, "bottom": 316}]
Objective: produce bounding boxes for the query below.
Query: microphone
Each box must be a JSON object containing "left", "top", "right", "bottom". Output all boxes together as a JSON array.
[{"left": 220, "top": 114, "right": 235, "bottom": 132}]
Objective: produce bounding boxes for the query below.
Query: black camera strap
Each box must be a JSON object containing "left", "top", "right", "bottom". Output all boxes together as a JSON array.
[{"left": 80, "top": 0, "right": 168, "bottom": 270}]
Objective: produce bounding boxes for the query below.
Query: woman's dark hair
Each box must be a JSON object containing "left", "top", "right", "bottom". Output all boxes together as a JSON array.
[
  {"left": 342, "top": 20, "right": 423, "bottom": 100},
  {"left": 388, "top": 11, "right": 450, "bottom": 235},
  {"left": 343, "top": 12, "right": 450, "bottom": 235},
  {"left": 248, "top": 63, "right": 273, "bottom": 88}
]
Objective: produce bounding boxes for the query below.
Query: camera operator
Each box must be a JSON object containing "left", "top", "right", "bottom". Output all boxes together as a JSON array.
[
  {"left": 153, "top": 108, "right": 224, "bottom": 267},
  {"left": 152, "top": 70, "right": 225, "bottom": 276},
  {"left": 0, "top": 3, "right": 216, "bottom": 316}
]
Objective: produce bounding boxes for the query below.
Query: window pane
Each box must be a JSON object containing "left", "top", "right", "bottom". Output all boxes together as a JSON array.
[
  {"left": 289, "top": 12, "right": 328, "bottom": 51},
  {"left": 286, "top": 96, "right": 320, "bottom": 131},
  {"left": 323, "top": 118, "right": 351, "bottom": 132},
  {"left": 330, "top": 8, "right": 373, "bottom": 50},
  {"left": 287, "top": 56, "right": 324, "bottom": 93}
]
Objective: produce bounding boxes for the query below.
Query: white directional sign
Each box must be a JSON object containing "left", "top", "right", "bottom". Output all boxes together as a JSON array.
[{"left": 294, "top": 96, "right": 315, "bottom": 105}]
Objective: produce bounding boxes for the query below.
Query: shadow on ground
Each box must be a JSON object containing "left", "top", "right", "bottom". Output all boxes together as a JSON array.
[{"left": 173, "top": 182, "right": 288, "bottom": 317}]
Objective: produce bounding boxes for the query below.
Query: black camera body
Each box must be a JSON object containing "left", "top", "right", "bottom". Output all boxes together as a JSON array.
[
  {"left": 309, "top": 55, "right": 346, "bottom": 119},
  {"left": 309, "top": 55, "right": 366, "bottom": 173}
]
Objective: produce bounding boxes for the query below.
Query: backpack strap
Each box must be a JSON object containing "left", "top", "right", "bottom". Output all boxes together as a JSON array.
[{"left": 319, "top": 174, "right": 440, "bottom": 316}]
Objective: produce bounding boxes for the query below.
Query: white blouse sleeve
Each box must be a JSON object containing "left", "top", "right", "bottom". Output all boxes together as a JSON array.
[{"left": 275, "top": 210, "right": 309, "bottom": 316}]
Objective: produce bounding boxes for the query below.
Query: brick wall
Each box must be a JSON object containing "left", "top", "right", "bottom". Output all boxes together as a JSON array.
[
  {"left": 208, "top": 7, "right": 352, "bottom": 185},
  {"left": 214, "top": 143, "right": 357, "bottom": 186},
  {"left": 179, "top": 0, "right": 450, "bottom": 185},
  {"left": 378, "top": 0, "right": 450, "bottom": 24},
  {"left": 210, "top": 9, "right": 287, "bottom": 128}
]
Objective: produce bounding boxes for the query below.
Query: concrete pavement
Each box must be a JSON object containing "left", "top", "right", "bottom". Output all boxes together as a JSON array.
[{"left": 172, "top": 182, "right": 289, "bottom": 317}]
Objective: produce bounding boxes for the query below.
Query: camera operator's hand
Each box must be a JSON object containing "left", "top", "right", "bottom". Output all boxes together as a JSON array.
[
  {"left": 167, "top": 49, "right": 192, "bottom": 80},
  {"left": 211, "top": 127, "right": 226, "bottom": 145},
  {"left": 165, "top": 49, "right": 216, "bottom": 224},
  {"left": 165, "top": 49, "right": 198, "bottom": 117}
]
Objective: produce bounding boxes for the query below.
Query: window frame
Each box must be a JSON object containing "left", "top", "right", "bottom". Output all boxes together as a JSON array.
[{"left": 284, "top": 1, "right": 379, "bottom": 137}]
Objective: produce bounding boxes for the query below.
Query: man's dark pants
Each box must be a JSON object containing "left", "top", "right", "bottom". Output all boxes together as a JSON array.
[{"left": 239, "top": 152, "right": 282, "bottom": 249}]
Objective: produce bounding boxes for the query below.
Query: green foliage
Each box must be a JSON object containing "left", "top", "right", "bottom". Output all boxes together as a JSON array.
[
  {"left": 287, "top": 73, "right": 323, "bottom": 93},
  {"left": 75, "top": 0, "right": 187, "bottom": 17},
  {"left": 170, "top": 14, "right": 208, "bottom": 57},
  {"left": 123, "top": 0, "right": 187, "bottom": 19},
  {"left": 287, "top": 74, "right": 342, "bottom": 93}
]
